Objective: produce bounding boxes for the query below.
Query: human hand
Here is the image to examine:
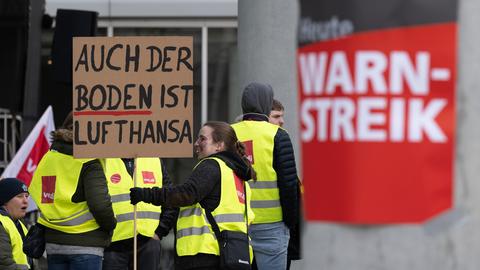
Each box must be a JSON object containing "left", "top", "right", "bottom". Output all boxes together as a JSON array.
[{"left": 130, "top": 187, "right": 145, "bottom": 205}]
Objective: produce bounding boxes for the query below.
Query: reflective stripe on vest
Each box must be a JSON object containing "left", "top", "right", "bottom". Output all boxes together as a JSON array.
[
  {"left": 0, "top": 215, "right": 29, "bottom": 269},
  {"left": 102, "top": 158, "right": 163, "bottom": 242},
  {"left": 178, "top": 207, "right": 246, "bottom": 224},
  {"left": 176, "top": 157, "right": 253, "bottom": 261},
  {"left": 38, "top": 210, "right": 94, "bottom": 226},
  {"left": 30, "top": 150, "right": 99, "bottom": 233},
  {"left": 232, "top": 121, "right": 283, "bottom": 223},
  {"left": 116, "top": 211, "right": 161, "bottom": 222},
  {"left": 177, "top": 225, "right": 212, "bottom": 239}
]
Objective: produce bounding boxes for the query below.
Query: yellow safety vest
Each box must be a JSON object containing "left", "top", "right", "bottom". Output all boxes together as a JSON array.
[
  {"left": 102, "top": 158, "right": 163, "bottom": 242},
  {"left": 0, "top": 215, "right": 29, "bottom": 269},
  {"left": 176, "top": 157, "right": 254, "bottom": 260},
  {"left": 30, "top": 150, "right": 99, "bottom": 233},
  {"left": 232, "top": 120, "right": 283, "bottom": 224}
]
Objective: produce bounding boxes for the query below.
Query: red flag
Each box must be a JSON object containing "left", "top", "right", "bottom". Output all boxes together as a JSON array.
[{"left": 2, "top": 106, "right": 55, "bottom": 186}]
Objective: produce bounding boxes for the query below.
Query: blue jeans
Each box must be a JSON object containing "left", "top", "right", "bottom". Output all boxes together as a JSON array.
[
  {"left": 249, "top": 222, "right": 290, "bottom": 270},
  {"left": 47, "top": 254, "right": 103, "bottom": 270}
]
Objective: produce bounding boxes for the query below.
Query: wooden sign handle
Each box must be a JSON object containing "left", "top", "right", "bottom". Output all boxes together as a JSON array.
[{"left": 133, "top": 157, "right": 138, "bottom": 270}]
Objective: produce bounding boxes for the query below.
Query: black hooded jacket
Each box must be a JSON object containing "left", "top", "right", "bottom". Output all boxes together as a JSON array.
[
  {"left": 240, "top": 82, "right": 299, "bottom": 229},
  {"left": 140, "top": 151, "right": 252, "bottom": 270},
  {"left": 146, "top": 151, "right": 251, "bottom": 211}
]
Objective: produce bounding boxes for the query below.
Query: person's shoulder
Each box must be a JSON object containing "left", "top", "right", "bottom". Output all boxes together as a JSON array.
[
  {"left": 193, "top": 158, "right": 222, "bottom": 177},
  {"left": 196, "top": 158, "right": 220, "bottom": 169},
  {"left": 275, "top": 126, "right": 291, "bottom": 138}
]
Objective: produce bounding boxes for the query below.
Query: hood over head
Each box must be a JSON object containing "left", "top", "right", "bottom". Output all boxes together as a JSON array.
[{"left": 241, "top": 82, "right": 274, "bottom": 116}]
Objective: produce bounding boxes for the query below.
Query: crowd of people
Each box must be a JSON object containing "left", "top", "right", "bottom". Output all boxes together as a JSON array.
[{"left": 0, "top": 82, "right": 301, "bottom": 270}]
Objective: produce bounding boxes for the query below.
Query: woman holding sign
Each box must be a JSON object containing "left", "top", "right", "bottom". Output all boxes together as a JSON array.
[{"left": 130, "top": 121, "right": 255, "bottom": 270}]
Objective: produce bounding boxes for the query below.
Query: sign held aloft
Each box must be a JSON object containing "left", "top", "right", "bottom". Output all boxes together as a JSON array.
[{"left": 73, "top": 36, "right": 194, "bottom": 158}]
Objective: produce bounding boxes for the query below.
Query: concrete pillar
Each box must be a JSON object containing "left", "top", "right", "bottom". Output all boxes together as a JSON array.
[
  {"left": 237, "top": 0, "right": 301, "bottom": 269},
  {"left": 237, "top": 0, "right": 300, "bottom": 161},
  {"left": 22, "top": 0, "right": 45, "bottom": 139}
]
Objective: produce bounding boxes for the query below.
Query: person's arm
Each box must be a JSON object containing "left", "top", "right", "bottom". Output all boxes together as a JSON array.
[
  {"left": 0, "top": 223, "right": 16, "bottom": 270},
  {"left": 273, "top": 129, "right": 299, "bottom": 229},
  {"left": 155, "top": 160, "right": 179, "bottom": 238},
  {"left": 81, "top": 160, "right": 117, "bottom": 233},
  {"left": 131, "top": 159, "right": 221, "bottom": 211}
]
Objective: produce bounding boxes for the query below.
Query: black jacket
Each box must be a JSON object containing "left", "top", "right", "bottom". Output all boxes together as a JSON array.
[{"left": 140, "top": 151, "right": 252, "bottom": 270}]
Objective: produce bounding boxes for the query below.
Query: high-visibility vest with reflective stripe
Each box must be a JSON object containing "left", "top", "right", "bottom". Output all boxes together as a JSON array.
[
  {"left": 102, "top": 158, "right": 163, "bottom": 242},
  {"left": 0, "top": 215, "right": 30, "bottom": 269},
  {"left": 30, "top": 150, "right": 99, "bottom": 233},
  {"left": 176, "top": 157, "right": 254, "bottom": 260},
  {"left": 232, "top": 120, "right": 283, "bottom": 223}
]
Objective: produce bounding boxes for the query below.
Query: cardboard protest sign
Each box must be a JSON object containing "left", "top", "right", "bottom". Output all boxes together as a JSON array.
[{"left": 72, "top": 36, "right": 193, "bottom": 158}]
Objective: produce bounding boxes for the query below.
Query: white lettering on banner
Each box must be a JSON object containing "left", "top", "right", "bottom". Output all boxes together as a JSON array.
[
  {"left": 299, "top": 51, "right": 432, "bottom": 95},
  {"left": 301, "top": 97, "right": 447, "bottom": 143},
  {"left": 26, "top": 158, "right": 37, "bottom": 173},
  {"left": 408, "top": 99, "right": 447, "bottom": 142},
  {"left": 326, "top": 52, "right": 353, "bottom": 94},
  {"left": 299, "top": 50, "right": 449, "bottom": 143},
  {"left": 390, "top": 51, "right": 429, "bottom": 95},
  {"left": 355, "top": 51, "right": 387, "bottom": 94}
]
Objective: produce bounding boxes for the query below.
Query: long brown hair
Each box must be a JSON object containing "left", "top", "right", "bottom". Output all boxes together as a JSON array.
[{"left": 204, "top": 121, "right": 256, "bottom": 180}]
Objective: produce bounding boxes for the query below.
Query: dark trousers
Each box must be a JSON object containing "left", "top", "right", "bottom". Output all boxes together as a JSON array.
[{"left": 103, "top": 238, "right": 161, "bottom": 270}]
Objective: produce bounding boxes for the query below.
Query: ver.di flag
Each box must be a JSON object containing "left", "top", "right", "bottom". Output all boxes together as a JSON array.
[{"left": 1, "top": 106, "right": 55, "bottom": 211}]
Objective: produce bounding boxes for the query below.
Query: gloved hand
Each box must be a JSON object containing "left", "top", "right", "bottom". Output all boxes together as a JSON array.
[{"left": 130, "top": 187, "right": 151, "bottom": 205}]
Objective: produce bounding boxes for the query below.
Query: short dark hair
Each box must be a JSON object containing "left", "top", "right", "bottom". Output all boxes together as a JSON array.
[{"left": 272, "top": 99, "right": 284, "bottom": 111}]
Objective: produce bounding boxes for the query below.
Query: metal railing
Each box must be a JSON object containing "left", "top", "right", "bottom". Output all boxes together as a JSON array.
[{"left": 0, "top": 108, "right": 22, "bottom": 171}]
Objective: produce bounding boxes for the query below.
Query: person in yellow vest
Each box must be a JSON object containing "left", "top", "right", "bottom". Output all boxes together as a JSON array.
[
  {"left": 0, "top": 178, "right": 30, "bottom": 270},
  {"left": 232, "top": 83, "right": 300, "bottom": 270},
  {"left": 130, "top": 121, "right": 256, "bottom": 270},
  {"left": 30, "top": 112, "right": 117, "bottom": 270},
  {"left": 101, "top": 157, "right": 178, "bottom": 270},
  {"left": 268, "top": 98, "right": 302, "bottom": 270}
]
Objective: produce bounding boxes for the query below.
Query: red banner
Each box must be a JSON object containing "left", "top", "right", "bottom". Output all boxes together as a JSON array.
[
  {"left": 298, "top": 23, "right": 456, "bottom": 223},
  {"left": 1, "top": 106, "right": 55, "bottom": 212}
]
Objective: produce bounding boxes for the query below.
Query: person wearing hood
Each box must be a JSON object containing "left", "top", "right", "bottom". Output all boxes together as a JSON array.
[
  {"left": 29, "top": 112, "right": 117, "bottom": 270},
  {"left": 232, "top": 82, "right": 299, "bottom": 270},
  {"left": 0, "top": 178, "right": 31, "bottom": 270},
  {"left": 130, "top": 121, "right": 256, "bottom": 270}
]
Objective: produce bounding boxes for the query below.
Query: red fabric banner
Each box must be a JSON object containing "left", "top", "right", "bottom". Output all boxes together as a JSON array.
[{"left": 298, "top": 23, "right": 456, "bottom": 223}]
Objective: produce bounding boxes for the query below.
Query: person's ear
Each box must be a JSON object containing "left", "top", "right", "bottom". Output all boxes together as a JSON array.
[{"left": 216, "top": 141, "right": 225, "bottom": 152}]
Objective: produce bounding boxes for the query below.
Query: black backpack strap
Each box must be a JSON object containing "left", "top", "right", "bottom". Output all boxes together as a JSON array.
[
  {"left": 205, "top": 181, "right": 249, "bottom": 240},
  {"left": 205, "top": 209, "right": 221, "bottom": 240}
]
